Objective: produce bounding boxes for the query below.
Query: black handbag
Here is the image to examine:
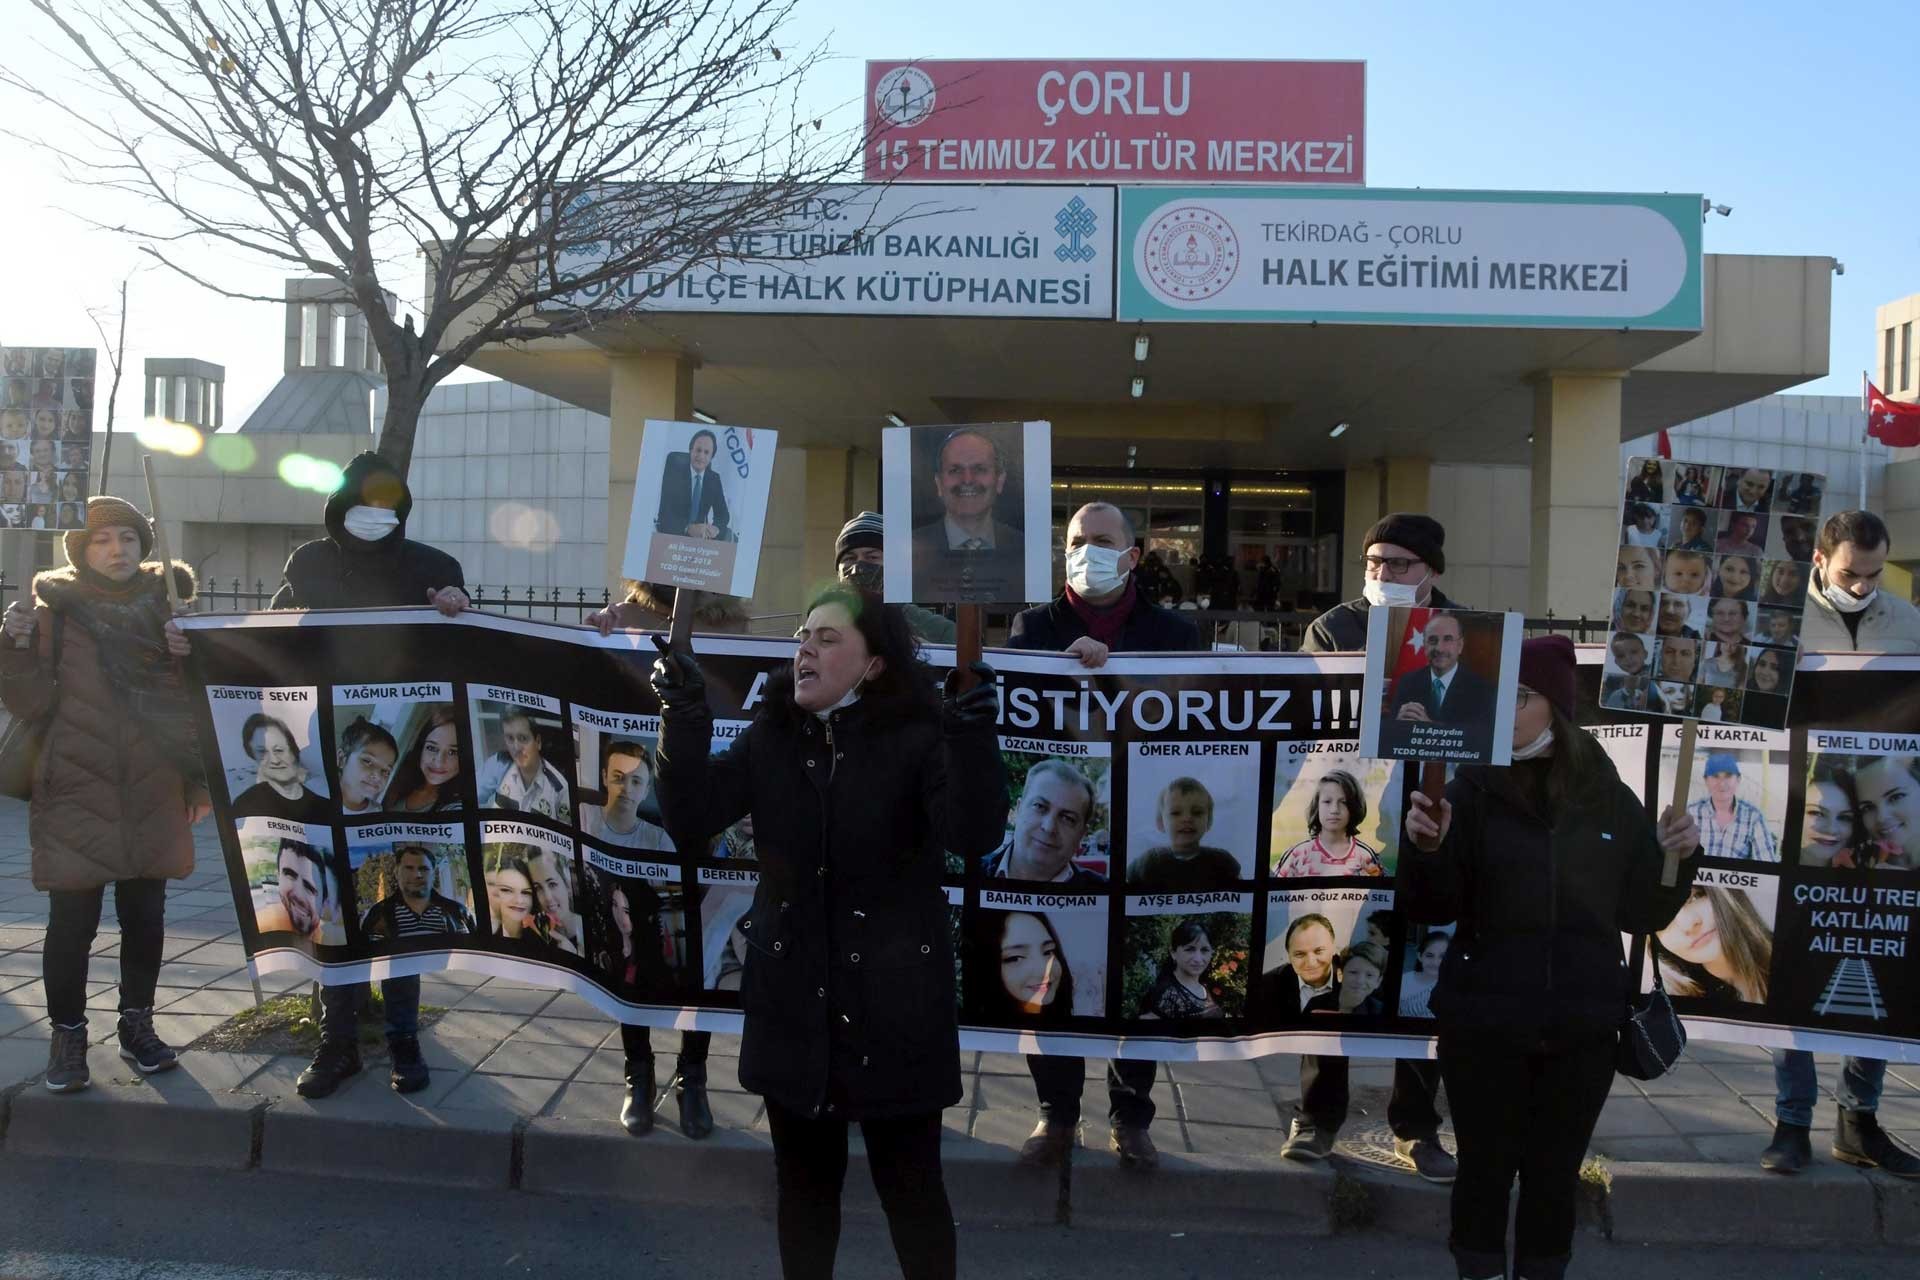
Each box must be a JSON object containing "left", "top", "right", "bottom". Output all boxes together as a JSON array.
[
  {"left": 0, "top": 614, "right": 63, "bottom": 802},
  {"left": 1617, "top": 941, "right": 1687, "bottom": 1080}
]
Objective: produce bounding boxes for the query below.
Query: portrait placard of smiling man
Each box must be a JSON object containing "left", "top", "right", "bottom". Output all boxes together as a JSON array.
[{"left": 884, "top": 421, "right": 1053, "bottom": 606}]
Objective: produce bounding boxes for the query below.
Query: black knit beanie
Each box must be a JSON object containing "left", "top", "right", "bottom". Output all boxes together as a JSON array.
[{"left": 1362, "top": 513, "right": 1446, "bottom": 574}]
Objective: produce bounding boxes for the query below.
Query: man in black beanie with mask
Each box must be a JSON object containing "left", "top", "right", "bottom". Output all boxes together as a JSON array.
[
  {"left": 274, "top": 451, "right": 467, "bottom": 1102},
  {"left": 834, "top": 510, "right": 956, "bottom": 643},
  {"left": 1292, "top": 510, "right": 1459, "bottom": 1184}
]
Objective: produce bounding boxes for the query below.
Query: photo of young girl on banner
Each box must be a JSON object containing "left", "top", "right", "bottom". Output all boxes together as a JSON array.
[
  {"left": 1650, "top": 869, "right": 1776, "bottom": 1008},
  {"left": 1270, "top": 742, "right": 1399, "bottom": 878},
  {"left": 386, "top": 703, "right": 464, "bottom": 814}
]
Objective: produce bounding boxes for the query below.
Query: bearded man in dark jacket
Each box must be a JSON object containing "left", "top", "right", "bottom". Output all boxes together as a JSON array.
[{"left": 271, "top": 452, "right": 468, "bottom": 614}]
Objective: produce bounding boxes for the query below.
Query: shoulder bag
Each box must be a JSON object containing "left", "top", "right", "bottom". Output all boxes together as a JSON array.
[
  {"left": 1617, "top": 938, "right": 1686, "bottom": 1080},
  {"left": 0, "top": 613, "right": 64, "bottom": 801}
]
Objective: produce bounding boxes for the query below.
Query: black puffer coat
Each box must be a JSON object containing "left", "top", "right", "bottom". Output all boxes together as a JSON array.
[
  {"left": 657, "top": 689, "right": 1007, "bottom": 1120},
  {"left": 1399, "top": 754, "right": 1696, "bottom": 1043},
  {"left": 270, "top": 452, "right": 464, "bottom": 609}
]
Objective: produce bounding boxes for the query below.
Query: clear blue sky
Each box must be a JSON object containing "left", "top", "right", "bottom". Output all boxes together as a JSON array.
[{"left": 2, "top": 0, "right": 1909, "bottom": 423}]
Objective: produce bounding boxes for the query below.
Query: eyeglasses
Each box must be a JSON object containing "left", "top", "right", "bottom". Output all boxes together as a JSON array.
[
  {"left": 1362, "top": 555, "right": 1424, "bottom": 575},
  {"left": 1514, "top": 688, "right": 1535, "bottom": 708}
]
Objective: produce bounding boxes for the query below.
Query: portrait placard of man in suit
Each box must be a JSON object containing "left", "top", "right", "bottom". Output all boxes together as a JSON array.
[
  {"left": 908, "top": 426, "right": 1027, "bottom": 603},
  {"left": 653, "top": 428, "right": 731, "bottom": 541},
  {"left": 1362, "top": 606, "right": 1521, "bottom": 766}
]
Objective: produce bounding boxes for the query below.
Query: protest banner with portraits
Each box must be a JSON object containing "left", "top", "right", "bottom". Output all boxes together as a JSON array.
[
  {"left": 0, "top": 344, "right": 94, "bottom": 531},
  {"left": 182, "top": 611, "right": 1920, "bottom": 1064},
  {"left": 623, "top": 418, "right": 778, "bottom": 597},
  {"left": 882, "top": 421, "right": 1053, "bottom": 605},
  {"left": 1610, "top": 457, "right": 1823, "bottom": 729}
]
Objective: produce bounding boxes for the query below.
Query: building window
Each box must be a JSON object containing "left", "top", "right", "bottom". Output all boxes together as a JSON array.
[
  {"left": 331, "top": 313, "right": 347, "bottom": 367},
  {"left": 300, "top": 303, "right": 319, "bottom": 367},
  {"left": 1886, "top": 327, "right": 1897, "bottom": 391},
  {"left": 1903, "top": 323, "right": 1912, "bottom": 393}
]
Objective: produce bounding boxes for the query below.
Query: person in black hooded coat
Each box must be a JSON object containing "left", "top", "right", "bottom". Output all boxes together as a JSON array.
[
  {"left": 270, "top": 451, "right": 468, "bottom": 613},
  {"left": 271, "top": 451, "right": 468, "bottom": 1103}
]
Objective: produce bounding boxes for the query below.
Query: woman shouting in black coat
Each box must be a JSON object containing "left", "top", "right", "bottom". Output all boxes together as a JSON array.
[
  {"left": 1403, "top": 636, "right": 1700, "bottom": 1280},
  {"left": 653, "top": 584, "right": 1007, "bottom": 1280}
]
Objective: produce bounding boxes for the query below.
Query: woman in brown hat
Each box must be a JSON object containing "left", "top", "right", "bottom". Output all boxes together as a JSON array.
[{"left": 0, "top": 496, "right": 208, "bottom": 1093}]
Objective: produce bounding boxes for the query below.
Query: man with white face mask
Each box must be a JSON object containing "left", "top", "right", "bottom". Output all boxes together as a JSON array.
[
  {"left": 1292, "top": 510, "right": 1460, "bottom": 1185},
  {"left": 1300, "top": 513, "right": 1462, "bottom": 653},
  {"left": 1797, "top": 509, "right": 1920, "bottom": 654},
  {"left": 271, "top": 451, "right": 468, "bottom": 615},
  {"left": 1763, "top": 507, "right": 1920, "bottom": 1180},
  {"left": 1005, "top": 503, "right": 1200, "bottom": 1173}
]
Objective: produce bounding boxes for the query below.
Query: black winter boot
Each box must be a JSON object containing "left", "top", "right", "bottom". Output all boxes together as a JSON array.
[
  {"left": 1834, "top": 1108, "right": 1920, "bottom": 1178},
  {"left": 621, "top": 1053, "right": 655, "bottom": 1136},
  {"left": 1759, "top": 1120, "right": 1811, "bottom": 1173},
  {"left": 672, "top": 1057, "right": 714, "bottom": 1140}
]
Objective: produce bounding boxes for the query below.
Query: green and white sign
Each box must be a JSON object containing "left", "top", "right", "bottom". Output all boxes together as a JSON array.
[{"left": 1119, "top": 188, "right": 1703, "bottom": 330}]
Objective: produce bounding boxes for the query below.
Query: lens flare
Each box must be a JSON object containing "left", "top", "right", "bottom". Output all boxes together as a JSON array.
[
  {"left": 206, "top": 434, "right": 257, "bottom": 471},
  {"left": 136, "top": 417, "right": 204, "bottom": 457},
  {"left": 278, "top": 453, "right": 344, "bottom": 494}
]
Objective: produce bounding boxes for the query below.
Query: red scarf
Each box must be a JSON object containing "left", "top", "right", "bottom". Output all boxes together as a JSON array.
[{"left": 1065, "top": 577, "right": 1137, "bottom": 648}]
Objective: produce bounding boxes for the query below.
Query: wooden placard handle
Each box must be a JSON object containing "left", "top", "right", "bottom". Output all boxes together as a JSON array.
[
  {"left": 142, "top": 455, "right": 183, "bottom": 614},
  {"left": 1663, "top": 721, "right": 1700, "bottom": 887},
  {"left": 1420, "top": 760, "right": 1446, "bottom": 807},
  {"left": 667, "top": 587, "right": 697, "bottom": 653},
  {"left": 954, "top": 604, "right": 983, "bottom": 691}
]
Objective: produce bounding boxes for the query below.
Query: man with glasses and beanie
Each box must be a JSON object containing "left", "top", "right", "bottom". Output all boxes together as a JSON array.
[
  {"left": 1005, "top": 501, "right": 1203, "bottom": 1173},
  {"left": 1762, "top": 509, "right": 1920, "bottom": 1178},
  {"left": 834, "top": 511, "right": 955, "bottom": 644},
  {"left": 1293, "top": 512, "right": 1460, "bottom": 1184}
]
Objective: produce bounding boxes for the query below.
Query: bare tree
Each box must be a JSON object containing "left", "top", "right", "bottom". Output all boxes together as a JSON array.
[
  {"left": 85, "top": 278, "right": 130, "bottom": 491},
  {"left": 4, "top": 0, "right": 864, "bottom": 474}
]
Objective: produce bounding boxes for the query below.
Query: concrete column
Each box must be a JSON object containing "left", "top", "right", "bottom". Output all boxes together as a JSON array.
[
  {"left": 1530, "top": 372, "right": 1627, "bottom": 618},
  {"left": 606, "top": 353, "right": 694, "bottom": 590},
  {"left": 802, "top": 444, "right": 853, "bottom": 594},
  {"left": 1340, "top": 462, "right": 1381, "bottom": 602},
  {"left": 1380, "top": 455, "right": 1432, "bottom": 517}
]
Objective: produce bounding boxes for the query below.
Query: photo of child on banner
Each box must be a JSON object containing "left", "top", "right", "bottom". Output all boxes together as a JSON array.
[
  {"left": 881, "top": 421, "right": 1053, "bottom": 607},
  {"left": 1358, "top": 605, "right": 1522, "bottom": 766},
  {"left": 622, "top": 418, "right": 778, "bottom": 600},
  {"left": 1248, "top": 887, "right": 1396, "bottom": 1023},
  {"left": 331, "top": 683, "right": 453, "bottom": 817},
  {"left": 1270, "top": 742, "right": 1401, "bottom": 879}
]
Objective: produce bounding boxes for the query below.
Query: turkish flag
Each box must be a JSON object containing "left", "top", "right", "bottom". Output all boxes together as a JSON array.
[
  {"left": 1867, "top": 381, "right": 1920, "bottom": 447},
  {"left": 1393, "top": 606, "right": 1434, "bottom": 681},
  {"left": 1656, "top": 428, "right": 1673, "bottom": 460}
]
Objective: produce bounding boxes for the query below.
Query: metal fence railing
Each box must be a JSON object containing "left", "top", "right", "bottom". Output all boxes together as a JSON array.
[{"left": 0, "top": 574, "right": 1616, "bottom": 647}]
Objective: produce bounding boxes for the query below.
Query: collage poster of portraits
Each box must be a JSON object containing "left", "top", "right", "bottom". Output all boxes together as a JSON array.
[
  {"left": 184, "top": 609, "right": 1920, "bottom": 1063},
  {"left": 881, "top": 421, "right": 1054, "bottom": 606},
  {"left": 1610, "top": 457, "right": 1824, "bottom": 729},
  {"left": 1358, "top": 605, "right": 1523, "bottom": 766},
  {"left": 622, "top": 418, "right": 779, "bottom": 598},
  {"left": 0, "top": 345, "right": 95, "bottom": 530}
]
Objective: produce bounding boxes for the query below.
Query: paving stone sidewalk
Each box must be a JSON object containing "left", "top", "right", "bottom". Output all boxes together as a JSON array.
[{"left": 0, "top": 799, "right": 1917, "bottom": 1245}]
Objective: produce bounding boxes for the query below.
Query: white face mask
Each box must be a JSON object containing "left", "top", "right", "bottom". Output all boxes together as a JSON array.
[
  {"left": 1066, "top": 544, "right": 1129, "bottom": 597},
  {"left": 1820, "top": 573, "right": 1876, "bottom": 615},
  {"left": 1362, "top": 573, "right": 1427, "bottom": 608},
  {"left": 1511, "top": 726, "right": 1555, "bottom": 760},
  {"left": 342, "top": 505, "right": 401, "bottom": 543}
]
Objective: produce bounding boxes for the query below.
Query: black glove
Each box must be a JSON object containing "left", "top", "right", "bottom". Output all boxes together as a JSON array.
[
  {"left": 942, "top": 661, "right": 1000, "bottom": 733},
  {"left": 650, "top": 648, "right": 708, "bottom": 716}
]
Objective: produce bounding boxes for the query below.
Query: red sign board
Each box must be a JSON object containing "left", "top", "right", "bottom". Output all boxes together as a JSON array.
[{"left": 864, "top": 59, "right": 1365, "bottom": 185}]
